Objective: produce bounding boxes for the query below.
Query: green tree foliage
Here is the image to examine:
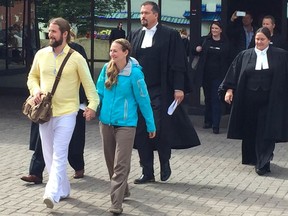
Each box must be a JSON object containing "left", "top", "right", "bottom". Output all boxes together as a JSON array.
[{"left": 36, "top": 0, "right": 125, "bottom": 34}]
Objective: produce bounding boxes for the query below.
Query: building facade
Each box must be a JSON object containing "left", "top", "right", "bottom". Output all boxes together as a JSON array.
[{"left": 1, "top": 0, "right": 288, "bottom": 103}]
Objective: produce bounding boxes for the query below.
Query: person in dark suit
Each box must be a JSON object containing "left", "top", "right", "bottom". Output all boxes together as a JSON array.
[
  {"left": 109, "top": 22, "right": 126, "bottom": 45},
  {"left": 20, "top": 34, "right": 90, "bottom": 184},
  {"left": 179, "top": 28, "right": 190, "bottom": 57},
  {"left": 127, "top": 1, "right": 200, "bottom": 184},
  {"left": 219, "top": 27, "right": 288, "bottom": 176},
  {"left": 21, "top": 122, "right": 45, "bottom": 184},
  {"left": 249, "top": 15, "right": 287, "bottom": 50},
  {"left": 67, "top": 32, "right": 90, "bottom": 176},
  {"left": 227, "top": 11, "right": 256, "bottom": 57}
]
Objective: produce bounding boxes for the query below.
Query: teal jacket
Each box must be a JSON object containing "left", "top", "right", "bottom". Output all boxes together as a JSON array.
[{"left": 96, "top": 57, "right": 155, "bottom": 132}]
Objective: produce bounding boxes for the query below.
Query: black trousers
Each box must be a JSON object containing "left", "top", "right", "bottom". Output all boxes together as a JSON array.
[
  {"left": 68, "top": 109, "right": 86, "bottom": 171},
  {"left": 28, "top": 109, "right": 86, "bottom": 178},
  {"left": 29, "top": 122, "right": 45, "bottom": 178},
  {"left": 242, "top": 89, "right": 275, "bottom": 169},
  {"left": 202, "top": 79, "right": 222, "bottom": 128},
  {"left": 134, "top": 90, "right": 171, "bottom": 177}
]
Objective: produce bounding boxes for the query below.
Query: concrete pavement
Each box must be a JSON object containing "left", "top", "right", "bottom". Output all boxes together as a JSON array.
[{"left": 1, "top": 94, "right": 288, "bottom": 216}]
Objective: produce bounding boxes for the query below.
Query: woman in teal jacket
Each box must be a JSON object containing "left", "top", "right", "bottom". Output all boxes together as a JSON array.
[{"left": 96, "top": 38, "right": 156, "bottom": 215}]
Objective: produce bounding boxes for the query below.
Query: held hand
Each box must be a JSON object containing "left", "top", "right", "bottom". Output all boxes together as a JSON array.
[
  {"left": 83, "top": 107, "right": 96, "bottom": 121},
  {"left": 148, "top": 131, "right": 156, "bottom": 139},
  {"left": 224, "top": 89, "right": 233, "bottom": 104},
  {"left": 174, "top": 90, "right": 184, "bottom": 104}
]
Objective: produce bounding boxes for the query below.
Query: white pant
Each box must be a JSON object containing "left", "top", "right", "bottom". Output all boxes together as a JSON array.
[{"left": 39, "top": 112, "right": 77, "bottom": 203}]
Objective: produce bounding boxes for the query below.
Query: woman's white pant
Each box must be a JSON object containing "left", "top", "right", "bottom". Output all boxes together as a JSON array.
[{"left": 39, "top": 112, "right": 77, "bottom": 202}]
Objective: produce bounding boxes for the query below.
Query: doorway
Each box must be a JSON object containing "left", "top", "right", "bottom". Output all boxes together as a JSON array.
[{"left": 225, "top": 0, "right": 287, "bottom": 36}]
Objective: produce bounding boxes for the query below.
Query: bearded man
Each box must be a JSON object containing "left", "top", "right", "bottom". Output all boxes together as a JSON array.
[
  {"left": 127, "top": 1, "right": 200, "bottom": 184},
  {"left": 27, "top": 17, "right": 99, "bottom": 209}
]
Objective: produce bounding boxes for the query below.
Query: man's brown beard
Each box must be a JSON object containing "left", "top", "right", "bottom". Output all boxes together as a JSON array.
[
  {"left": 141, "top": 20, "right": 148, "bottom": 27},
  {"left": 49, "top": 37, "right": 63, "bottom": 48}
]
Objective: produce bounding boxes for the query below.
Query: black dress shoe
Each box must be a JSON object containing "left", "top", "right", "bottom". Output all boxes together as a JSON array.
[
  {"left": 213, "top": 127, "right": 219, "bottom": 134},
  {"left": 256, "top": 162, "right": 271, "bottom": 176},
  {"left": 265, "top": 162, "right": 271, "bottom": 172},
  {"left": 160, "top": 162, "right": 171, "bottom": 181},
  {"left": 134, "top": 174, "right": 155, "bottom": 184},
  {"left": 256, "top": 167, "right": 268, "bottom": 176},
  {"left": 21, "top": 175, "right": 43, "bottom": 184},
  {"left": 203, "top": 123, "right": 212, "bottom": 129}
]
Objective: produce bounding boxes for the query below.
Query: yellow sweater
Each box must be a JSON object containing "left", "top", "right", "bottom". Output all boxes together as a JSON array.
[{"left": 27, "top": 44, "right": 99, "bottom": 117}]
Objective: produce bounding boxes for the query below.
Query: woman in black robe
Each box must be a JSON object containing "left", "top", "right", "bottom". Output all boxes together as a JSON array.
[{"left": 219, "top": 27, "right": 288, "bottom": 175}]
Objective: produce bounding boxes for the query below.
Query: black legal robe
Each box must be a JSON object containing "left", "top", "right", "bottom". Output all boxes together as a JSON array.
[
  {"left": 127, "top": 24, "right": 200, "bottom": 149},
  {"left": 219, "top": 46, "right": 288, "bottom": 142}
]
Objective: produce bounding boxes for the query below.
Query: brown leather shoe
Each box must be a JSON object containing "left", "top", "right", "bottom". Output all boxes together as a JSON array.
[
  {"left": 73, "top": 169, "right": 84, "bottom": 179},
  {"left": 20, "top": 175, "right": 43, "bottom": 184}
]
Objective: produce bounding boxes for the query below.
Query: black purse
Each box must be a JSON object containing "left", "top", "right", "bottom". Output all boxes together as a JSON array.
[{"left": 191, "top": 38, "right": 207, "bottom": 70}]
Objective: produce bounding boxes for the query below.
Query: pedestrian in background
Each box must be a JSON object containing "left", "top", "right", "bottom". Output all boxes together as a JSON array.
[
  {"left": 96, "top": 38, "right": 156, "bottom": 214},
  {"left": 193, "top": 21, "right": 231, "bottom": 134},
  {"left": 249, "top": 15, "right": 288, "bottom": 50},
  {"left": 227, "top": 11, "right": 256, "bottom": 57},
  {"left": 179, "top": 28, "right": 190, "bottom": 57},
  {"left": 109, "top": 22, "right": 126, "bottom": 46}
]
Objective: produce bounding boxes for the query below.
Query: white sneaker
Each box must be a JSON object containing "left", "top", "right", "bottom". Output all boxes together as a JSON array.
[{"left": 43, "top": 197, "right": 54, "bottom": 209}]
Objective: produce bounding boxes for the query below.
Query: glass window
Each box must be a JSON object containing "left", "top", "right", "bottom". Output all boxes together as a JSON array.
[{"left": 0, "top": 0, "right": 37, "bottom": 74}]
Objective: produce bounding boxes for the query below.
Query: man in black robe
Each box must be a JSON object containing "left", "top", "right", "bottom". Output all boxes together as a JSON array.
[{"left": 127, "top": 1, "right": 200, "bottom": 184}]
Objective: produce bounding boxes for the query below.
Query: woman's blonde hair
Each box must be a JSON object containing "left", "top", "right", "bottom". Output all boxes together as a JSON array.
[{"left": 105, "top": 39, "right": 131, "bottom": 89}]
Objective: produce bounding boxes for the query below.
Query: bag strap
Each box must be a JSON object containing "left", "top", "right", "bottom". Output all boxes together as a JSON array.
[
  {"left": 51, "top": 48, "right": 74, "bottom": 96},
  {"left": 201, "top": 37, "right": 207, "bottom": 47}
]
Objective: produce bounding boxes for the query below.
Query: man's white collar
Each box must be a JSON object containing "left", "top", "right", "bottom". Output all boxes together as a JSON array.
[{"left": 142, "top": 23, "right": 158, "bottom": 32}]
